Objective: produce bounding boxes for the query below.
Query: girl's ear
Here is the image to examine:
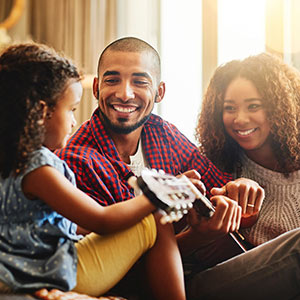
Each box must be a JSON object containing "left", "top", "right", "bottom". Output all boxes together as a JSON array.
[{"left": 37, "top": 100, "right": 48, "bottom": 125}]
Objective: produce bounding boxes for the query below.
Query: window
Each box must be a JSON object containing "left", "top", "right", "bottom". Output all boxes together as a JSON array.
[
  {"left": 160, "top": 0, "right": 202, "bottom": 143},
  {"left": 218, "top": 0, "right": 266, "bottom": 65}
]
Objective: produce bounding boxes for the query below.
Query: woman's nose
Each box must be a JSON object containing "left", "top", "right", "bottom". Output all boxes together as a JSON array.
[{"left": 234, "top": 110, "right": 250, "bottom": 124}]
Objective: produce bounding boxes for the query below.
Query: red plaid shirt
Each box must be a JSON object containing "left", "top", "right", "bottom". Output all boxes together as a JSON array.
[{"left": 55, "top": 108, "right": 232, "bottom": 206}]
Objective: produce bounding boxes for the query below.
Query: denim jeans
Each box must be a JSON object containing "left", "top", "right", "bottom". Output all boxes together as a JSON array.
[{"left": 186, "top": 228, "right": 300, "bottom": 300}]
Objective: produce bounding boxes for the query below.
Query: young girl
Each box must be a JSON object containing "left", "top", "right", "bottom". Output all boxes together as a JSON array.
[
  {"left": 196, "top": 52, "right": 300, "bottom": 247},
  {"left": 0, "top": 43, "right": 186, "bottom": 300}
]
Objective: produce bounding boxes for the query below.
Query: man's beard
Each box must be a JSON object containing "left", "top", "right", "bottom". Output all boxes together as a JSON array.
[{"left": 99, "top": 108, "right": 152, "bottom": 134}]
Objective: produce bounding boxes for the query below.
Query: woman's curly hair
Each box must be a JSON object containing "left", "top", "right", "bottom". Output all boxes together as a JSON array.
[
  {"left": 0, "top": 43, "right": 81, "bottom": 178},
  {"left": 195, "top": 52, "right": 300, "bottom": 174}
]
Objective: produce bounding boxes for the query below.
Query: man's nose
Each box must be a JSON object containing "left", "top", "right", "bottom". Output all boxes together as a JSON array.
[{"left": 115, "top": 82, "right": 134, "bottom": 101}]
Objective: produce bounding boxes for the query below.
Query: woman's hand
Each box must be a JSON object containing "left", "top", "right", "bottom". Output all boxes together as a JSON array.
[{"left": 211, "top": 178, "right": 264, "bottom": 227}]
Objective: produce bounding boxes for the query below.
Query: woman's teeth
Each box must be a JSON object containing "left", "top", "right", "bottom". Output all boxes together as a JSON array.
[{"left": 237, "top": 128, "right": 256, "bottom": 136}]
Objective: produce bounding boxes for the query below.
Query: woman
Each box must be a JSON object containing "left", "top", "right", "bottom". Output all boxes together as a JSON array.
[{"left": 196, "top": 52, "right": 300, "bottom": 246}]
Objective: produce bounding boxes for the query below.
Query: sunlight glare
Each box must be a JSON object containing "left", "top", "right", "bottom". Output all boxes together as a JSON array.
[{"left": 218, "top": 0, "right": 266, "bottom": 66}]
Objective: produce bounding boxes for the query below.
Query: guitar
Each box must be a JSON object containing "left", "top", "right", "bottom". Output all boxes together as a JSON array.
[{"left": 128, "top": 168, "right": 250, "bottom": 252}]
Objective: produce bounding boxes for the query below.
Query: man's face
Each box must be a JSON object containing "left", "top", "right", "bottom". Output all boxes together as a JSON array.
[{"left": 94, "top": 50, "right": 164, "bottom": 134}]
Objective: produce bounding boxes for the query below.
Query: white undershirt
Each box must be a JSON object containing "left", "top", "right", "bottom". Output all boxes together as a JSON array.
[
  {"left": 128, "top": 140, "right": 148, "bottom": 177},
  {"left": 127, "top": 140, "right": 149, "bottom": 196}
]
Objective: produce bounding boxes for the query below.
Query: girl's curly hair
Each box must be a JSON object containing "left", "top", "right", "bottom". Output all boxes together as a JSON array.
[
  {"left": 195, "top": 52, "right": 300, "bottom": 174},
  {"left": 0, "top": 43, "right": 81, "bottom": 178}
]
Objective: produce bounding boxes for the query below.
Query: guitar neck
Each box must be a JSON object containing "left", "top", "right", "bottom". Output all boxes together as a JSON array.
[{"left": 182, "top": 175, "right": 249, "bottom": 253}]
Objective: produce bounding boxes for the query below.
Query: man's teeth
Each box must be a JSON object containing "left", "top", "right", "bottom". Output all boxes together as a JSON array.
[
  {"left": 237, "top": 128, "right": 255, "bottom": 136},
  {"left": 114, "top": 106, "right": 136, "bottom": 113}
]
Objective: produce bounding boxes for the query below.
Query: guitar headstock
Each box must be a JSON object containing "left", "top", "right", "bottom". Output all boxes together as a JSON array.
[{"left": 128, "top": 169, "right": 197, "bottom": 224}]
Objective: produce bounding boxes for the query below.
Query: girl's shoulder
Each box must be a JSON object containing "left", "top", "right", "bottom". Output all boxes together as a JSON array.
[{"left": 26, "top": 147, "right": 76, "bottom": 184}]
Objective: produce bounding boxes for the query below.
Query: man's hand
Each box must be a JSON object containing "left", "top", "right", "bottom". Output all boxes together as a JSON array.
[
  {"left": 179, "top": 169, "right": 206, "bottom": 195},
  {"left": 211, "top": 178, "right": 265, "bottom": 216},
  {"left": 186, "top": 195, "right": 242, "bottom": 242}
]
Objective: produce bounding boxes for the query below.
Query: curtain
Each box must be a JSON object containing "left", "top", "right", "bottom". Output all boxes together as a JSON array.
[
  {"left": 0, "top": 0, "right": 13, "bottom": 22},
  {"left": 29, "top": 0, "right": 118, "bottom": 129},
  {"left": 2, "top": 0, "right": 161, "bottom": 128}
]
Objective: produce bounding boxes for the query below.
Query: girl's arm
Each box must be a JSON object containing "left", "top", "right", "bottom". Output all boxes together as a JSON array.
[{"left": 22, "top": 166, "right": 156, "bottom": 235}]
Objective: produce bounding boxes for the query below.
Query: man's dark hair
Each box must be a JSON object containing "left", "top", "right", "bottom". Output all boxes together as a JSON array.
[{"left": 97, "top": 37, "right": 161, "bottom": 82}]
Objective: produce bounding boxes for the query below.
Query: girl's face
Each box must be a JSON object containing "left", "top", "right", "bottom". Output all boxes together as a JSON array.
[
  {"left": 222, "top": 77, "right": 272, "bottom": 158},
  {"left": 44, "top": 80, "right": 82, "bottom": 150}
]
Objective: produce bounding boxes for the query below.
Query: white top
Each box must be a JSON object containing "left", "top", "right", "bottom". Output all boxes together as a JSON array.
[
  {"left": 234, "top": 154, "right": 300, "bottom": 246},
  {"left": 128, "top": 140, "right": 148, "bottom": 177},
  {"left": 128, "top": 140, "right": 149, "bottom": 196}
]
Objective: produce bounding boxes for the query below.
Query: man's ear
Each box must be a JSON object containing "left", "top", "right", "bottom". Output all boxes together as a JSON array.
[
  {"left": 93, "top": 77, "right": 99, "bottom": 99},
  {"left": 155, "top": 81, "right": 166, "bottom": 103}
]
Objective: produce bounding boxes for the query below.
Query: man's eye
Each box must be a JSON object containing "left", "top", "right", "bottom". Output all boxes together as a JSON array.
[
  {"left": 104, "top": 78, "right": 119, "bottom": 84},
  {"left": 134, "top": 80, "right": 148, "bottom": 85}
]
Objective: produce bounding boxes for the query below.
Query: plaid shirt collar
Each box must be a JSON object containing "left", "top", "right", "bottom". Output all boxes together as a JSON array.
[{"left": 89, "top": 108, "right": 172, "bottom": 173}]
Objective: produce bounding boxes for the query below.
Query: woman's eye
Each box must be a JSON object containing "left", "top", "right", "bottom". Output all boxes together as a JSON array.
[
  {"left": 249, "top": 103, "right": 262, "bottom": 110},
  {"left": 223, "top": 105, "right": 235, "bottom": 112}
]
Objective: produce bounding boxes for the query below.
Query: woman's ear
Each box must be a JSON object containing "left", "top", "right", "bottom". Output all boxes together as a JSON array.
[
  {"left": 155, "top": 81, "right": 166, "bottom": 103},
  {"left": 37, "top": 100, "right": 48, "bottom": 125}
]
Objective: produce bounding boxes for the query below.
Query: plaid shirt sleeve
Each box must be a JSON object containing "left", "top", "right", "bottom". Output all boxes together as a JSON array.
[
  {"left": 143, "top": 117, "right": 233, "bottom": 198},
  {"left": 166, "top": 122, "right": 232, "bottom": 196},
  {"left": 56, "top": 145, "right": 134, "bottom": 206}
]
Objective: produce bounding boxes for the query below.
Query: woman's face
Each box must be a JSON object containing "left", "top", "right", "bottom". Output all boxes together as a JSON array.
[{"left": 222, "top": 77, "right": 272, "bottom": 157}]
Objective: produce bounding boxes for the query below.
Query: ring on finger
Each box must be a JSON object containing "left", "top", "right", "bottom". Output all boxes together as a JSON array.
[{"left": 247, "top": 203, "right": 255, "bottom": 208}]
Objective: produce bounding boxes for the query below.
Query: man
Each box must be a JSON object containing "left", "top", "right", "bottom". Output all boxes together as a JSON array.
[
  {"left": 56, "top": 37, "right": 274, "bottom": 297},
  {"left": 56, "top": 37, "right": 263, "bottom": 246}
]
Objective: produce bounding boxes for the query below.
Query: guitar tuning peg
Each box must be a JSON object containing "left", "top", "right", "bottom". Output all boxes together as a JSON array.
[
  {"left": 181, "top": 202, "right": 187, "bottom": 210},
  {"left": 169, "top": 211, "right": 177, "bottom": 221},
  {"left": 187, "top": 202, "right": 193, "bottom": 209},
  {"left": 175, "top": 211, "right": 183, "bottom": 221},
  {"left": 175, "top": 203, "right": 181, "bottom": 210},
  {"left": 160, "top": 215, "right": 171, "bottom": 225}
]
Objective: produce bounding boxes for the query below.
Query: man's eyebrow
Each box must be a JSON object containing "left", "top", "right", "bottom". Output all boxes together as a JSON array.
[
  {"left": 103, "top": 70, "right": 120, "bottom": 76},
  {"left": 132, "top": 72, "right": 151, "bottom": 80}
]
